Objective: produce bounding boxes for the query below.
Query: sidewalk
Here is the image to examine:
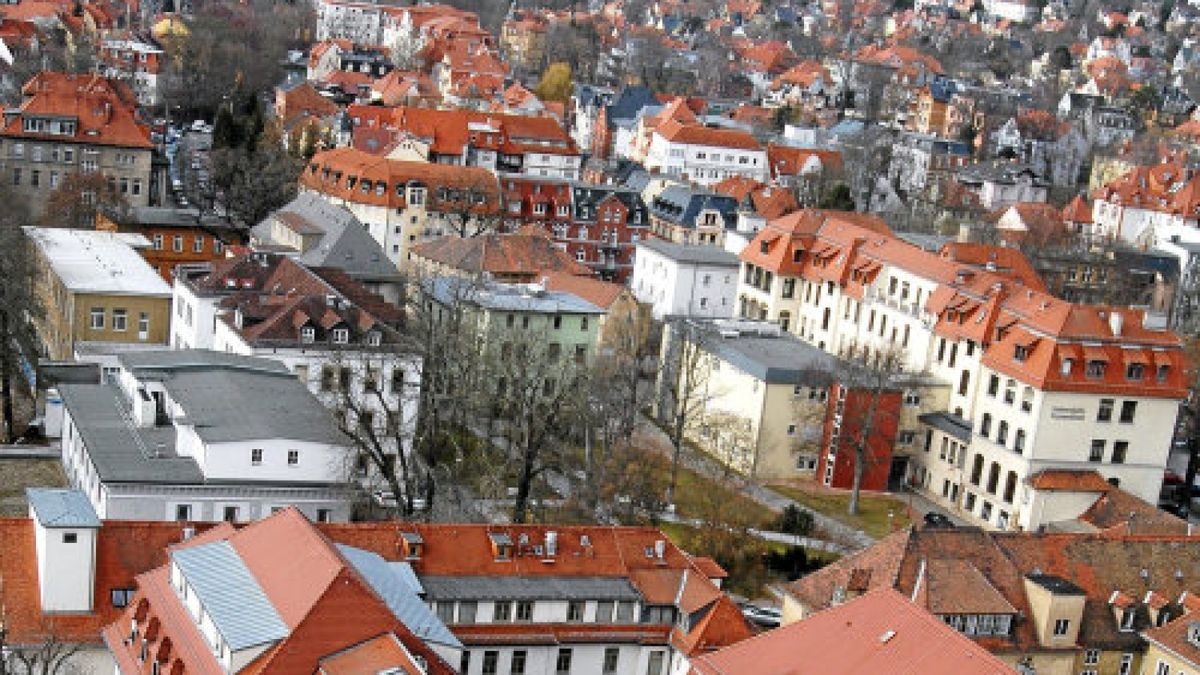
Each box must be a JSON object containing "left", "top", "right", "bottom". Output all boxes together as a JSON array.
[{"left": 632, "top": 417, "right": 876, "bottom": 552}]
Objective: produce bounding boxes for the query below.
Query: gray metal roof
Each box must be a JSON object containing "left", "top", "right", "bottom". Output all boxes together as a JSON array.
[
  {"left": 336, "top": 545, "right": 461, "bottom": 648},
  {"left": 25, "top": 488, "right": 101, "bottom": 528},
  {"left": 173, "top": 541, "right": 289, "bottom": 651},
  {"left": 116, "top": 350, "right": 349, "bottom": 446},
  {"left": 919, "top": 411, "right": 972, "bottom": 442},
  {"left": 56, "top": 383, "right": 205, "bottom": 484},
  {"left": 253, "top": 193, "right": 400, "bottom": 280},
  {"left": 699, "top": 329, "right": 840, "bottom": 385},
  {"left": 428, "top": 277, "right": 604, "bottom": 316},
  {"left": 636, "top": 239, "right": 740, "bottom": 267},
  {"left": 419, "top": 576, "right": 642, "bottom": 602}
]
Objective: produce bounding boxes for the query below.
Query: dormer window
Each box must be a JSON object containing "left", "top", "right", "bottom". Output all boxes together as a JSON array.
[
  {"left": 1086, "top": 360, "right": 1106, "bottom": 378},
  {"left": 401, "top": 532, "right": 424, "bottom": 560},
  {"left": 760, "top": 241, "right": 769, "bottom": 254},
  {"left": 300, "top": 327, "right": 315, "bottom": 344},
  {"left": 1060, "top": 358, "right": 1073, "bottom": 376},
  {"left": 367, "top": 331, "right": 381, "bottom": 347},
  {"left": 1014, "top": 345, "right": 1029, "bottom": 363},
  {"left": 488, "top": 532, "right": 513, "bottom": 561},
  {"left": 1187, "top": 622, "right": 1200, "bottom": 647},
  {"left": 332, "top": 328, "right": 349, "bottom": 344},
  {"left": 1126, "top": 363, "right": 1144, "bottom": 381},
  {"left": 1119, "top": 608, "right": 1136, "bottom": 631},
  {"left": 1158, "top": 364, "right": 1170, "bottom": 382}
]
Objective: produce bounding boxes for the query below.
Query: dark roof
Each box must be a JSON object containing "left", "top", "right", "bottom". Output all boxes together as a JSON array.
[
  {"left": 1026, "top": 574, "right": 1086, "bottom": 596},
  {"left": 918, "top": 411, "right": 973, "bottom": 442},
  {"left": 605, "top": 86, "right": 660, "bottom": 128}
]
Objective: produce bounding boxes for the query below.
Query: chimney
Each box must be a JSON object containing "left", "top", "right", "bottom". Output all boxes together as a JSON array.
[{"left": 1109, "top": 311, "right": 1123, "bottom": 336}]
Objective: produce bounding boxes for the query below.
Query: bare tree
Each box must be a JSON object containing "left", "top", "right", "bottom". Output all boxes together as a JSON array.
[
  {"left": 0, "top": 622, "right": 85, "bottom": 675},
  {"left": 2, "top": 189, "right": 41, "bottom": 443},
  {"left": 655, "top": 319, "right": 718, "bottom": 506},
  {"left": 829, "top": 343, "right": 906, "bottom": 515}
]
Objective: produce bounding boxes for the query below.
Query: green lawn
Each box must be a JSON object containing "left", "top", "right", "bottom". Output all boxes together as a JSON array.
[
  {"left": 670, "top": 465, "right": 776, "bottom": 529},
  {"left": 769, "top": 484, "right": 911, "bottom": 539}
]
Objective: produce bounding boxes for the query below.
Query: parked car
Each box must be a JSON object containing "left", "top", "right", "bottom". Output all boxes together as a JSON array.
[
  {"left": 923, "top": 512, "right": 955, "bottom": 528},
  {"left": 741, "top": 604, "right": 781, "bottom": 628},
  {"left": 371, "top": 490, "right": 426, "bottom": 510}
]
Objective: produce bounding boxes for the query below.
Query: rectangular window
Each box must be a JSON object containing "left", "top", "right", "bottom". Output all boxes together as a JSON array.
[
  {"left": 595, "top": 600, "right": 614, "bottom": 623},
  {"left": 515, "top": 600, "right": 532, "bottom": 621},
  {"left": 1112, "top": 441, "right": 1128, "bottom": 464},
  {"left": 1083, "top": 650, "right": 1099, "bottom": 666},
  {"left": 90, "top": 307, "right": 105, "bottom": 330},
  {"left": 250, "top": 448, "right": 262, "bottom": 465},
  {"left": 1098, "top": 398, "right": 1114, "bottom": 422},
  {"left": 647, "top": 651, "right": 665, "bottom": 675},
  {"left": 62, "top": 532, "right": 77, "bottom": 543},
  {"left": 222, "top": 506, "right": 239, "bottom": 522},
  {"left": 1053, "top": 618, "right": 1070, "bottom": 636},
  {"left": 493, "top": 601, "right": 512, "bottom": 621},
  {"left": 437, "top": 602, "right": 455, "bottom": 624},
  {"left": 193, "top": 236, "right": 204, "bottom": 253},
  {"left": 112, "top": 308, "right": 128, "bottom": 331},
  {"left": 567, "top": 600, "right": 584, "bottom": 622},
  {"left": 482, "top": 651, "right": 499, "bottom": 675},
  {"left": 556, "top": 648, "right": 572, "bottom": 674},
  {"left": 287, "top": 450, "right": 299, "bottom": 466},
  {"left": 1089, "top": 440, "right": 1105, "bottom": 462},
  {"left": 174, "top": 504, "right": 191, "bottom": 521},
  {"left": 1119, "top": 400, "right": 1137, "bottom": 423},
  {"left": 987, "top": 374, "right": 999, "bottom": 396},
  {"left": 511, "top": 651, "right": 527, "bottom": 675},
  {"left": 602, "top": 647, "right": 619, "bottom": 674}
]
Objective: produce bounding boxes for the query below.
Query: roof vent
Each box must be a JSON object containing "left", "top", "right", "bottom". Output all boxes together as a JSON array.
[{"left": 879, "top": 630, "right": 896, "bottom": 643}]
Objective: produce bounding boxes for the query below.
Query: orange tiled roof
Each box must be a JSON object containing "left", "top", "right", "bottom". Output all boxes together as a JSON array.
[
  {"left": 540, "top": 271, "right": 629, "bottom": 309},
  {"left": 656, "top": 118, "right": 762, "bottom": 151},
  {"left": 712, "top": 176, "right": 799, "bottom": 219},
  {"left": 347, "top": 104, "right": 577, "bottom": 158},
  {"left": 302, "top": 146, "right": 500, "bottom": 213},
  {"left": 3, "top": 72, "right": 151, "bottom": 149},
  {"left": 1062, "top": 194, "right": 1093, "bottom": 224},
  {"left": 743, "top": 209, "right": 1187, "bottom": 397},
  {"left": 767, "top": 144, "right": 843, "bottom": 177},
  {"left": 410, "top": 233, "right": 592, "bottom": 279},
  {"left": 1028, "top": 469, "right": 1114, "bottom": 492},
  {"left": 692, "top": 588, "right": 1015, "bottom": 675}
]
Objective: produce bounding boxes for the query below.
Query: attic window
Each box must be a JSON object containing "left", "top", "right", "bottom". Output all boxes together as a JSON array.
[
  {"left": 1120, "top": 608, "right": 1136, "bottom": 631},
  {"left": 332, "top": 328, "right": 349, "bottom": 344},
  {"left": 1126, "top": 363, "right": 1144, "bottom": 381},
  {"left": 367, "top": 331, "right": 381, "bottom": 347},
  {"left": 1158, "top": 364, "right": 1170, "bottom": 382},
  {"left": 1188, "top": 622, "right": 1200, "bottom": 647},
  {"left": 1014, "top": 345, "right": 1029, "bottom": 363},
  {"left": 1060, "top": 358, "right": 1073, "bottom": 376},
  {"left": 760, "top": 241, "right": 769, "bottom": 254},
  {"left": 301, "top": 327, "right": 315, "bottom": 344},
  {"left": 1086, "top": 360, "right": 1107, "bottom": 378}
]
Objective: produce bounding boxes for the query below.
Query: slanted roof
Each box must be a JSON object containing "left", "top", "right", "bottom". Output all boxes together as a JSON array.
[
  {"left": 336, "top": 545, "right": 462, "bottom": 648},
  {"left": 25, "top": 488, "right": 101, "bottom": 528},
  {"left": 692, "top": 588, "right": 1015, "bottom": 675},
  {"left": 172, "top": 540, "right": 290, "bottom": 651}
]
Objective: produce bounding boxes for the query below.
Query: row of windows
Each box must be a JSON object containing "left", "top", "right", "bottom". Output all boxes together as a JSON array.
[
  {"left": 11, "top": 167, "right": 141, "bottom": 195},
  {"left": 151, "top": 233, "right": 222, "bottom": 255},
  {"left": 249, "top": 448, "right": 300, "bottom": 467},
  {"left": 436, "top": 599, "right": 638, "bottom": 625},
  {"left": 89, "top": 307, "right": 150, "bottom": 334},
  {"left": 466, "top": 646, "right": 663, "bottom": 675}
]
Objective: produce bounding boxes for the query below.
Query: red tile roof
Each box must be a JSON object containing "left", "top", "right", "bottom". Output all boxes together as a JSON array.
[
  {"left": 302, "top": 146, "right": 500, "bottom": 213},
  {"left": 692, "top": 588, "right": 1015, "bottom": 674},
  {"left": 656, "top": 117, "right": 763, "bottom": 151},
  {"left": 1028, "top": 469, "right": 1114, "bottom": 492},
  {"left": 317, "top": 633, "right": 425, "bottom": 675},
  {"left": 3, "top": 72, "right": 152, "bottom": 149},
  {"left": 540, "top": 271, "right": 630, "bottom": 310},
  {"left": 743, "top": 209, "right": 1187, "bottom": 398},
  {"left": 766, "top": 143, "right": 843, "bottom": 177},
  {"left": 410, "top": 233, "right": 592, "bottom": 280},
  {"left": 347, "top": 104, "right": 577, "bottom": 158},
  {"left": 937, "top": 242, "right": 1047, "bottom": 292}
]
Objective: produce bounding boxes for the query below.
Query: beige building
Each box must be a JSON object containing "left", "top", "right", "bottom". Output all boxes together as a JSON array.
[
  {"left": 0, "top": 72, "right": 158, "bottom": 217},
  {"left": 24, "top": 227, "right": 171, "bottom": 360},
  {"left": 657, "top": 319, "right": 947, "bottom": 481}
]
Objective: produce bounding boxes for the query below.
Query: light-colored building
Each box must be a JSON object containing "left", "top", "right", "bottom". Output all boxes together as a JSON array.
[
  {"left": 644, "top": 120, "right": 769, "bottom": 186},
  {"left": 736, "top": 209, "right": 1187, "bottom": 531},
  {"left": 0, "top": 72, "right": 158, "bottom": 217},
  {"left": 301, "top": 147, "right": 501, "bottom": 268},
  {"left": 632, "top": 239, "right": 740, "bottom": 319},
  {"left": 55, "top": 350, "right": 356, "bottom": 523},
  {"left": 24, "top": 226, "right": 172, "bottom": 360}
]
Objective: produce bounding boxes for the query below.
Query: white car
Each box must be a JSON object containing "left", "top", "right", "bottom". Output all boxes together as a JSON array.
[{"left": 742, "top": 605, "right": 781, "bottom": 628}]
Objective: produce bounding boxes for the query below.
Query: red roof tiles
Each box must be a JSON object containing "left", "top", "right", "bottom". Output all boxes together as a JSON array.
[{"left": 3, "top": 72, "right": 151, "bottom": 149}]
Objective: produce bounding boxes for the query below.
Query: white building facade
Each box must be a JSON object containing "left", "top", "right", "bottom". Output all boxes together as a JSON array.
[{"left": 633, "top": 240, "right": 740, "bottom": 319}]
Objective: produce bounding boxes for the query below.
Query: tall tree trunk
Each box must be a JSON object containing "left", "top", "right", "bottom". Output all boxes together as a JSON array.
[
  {"left": 848, "top": 384, "right": 881, "bottom": 517},
  {"left": 0, "top": 309, "right": 15, "bottom": 444},
  {"left": 512, "top": 416, "right": 538, "bottom": 524}
]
